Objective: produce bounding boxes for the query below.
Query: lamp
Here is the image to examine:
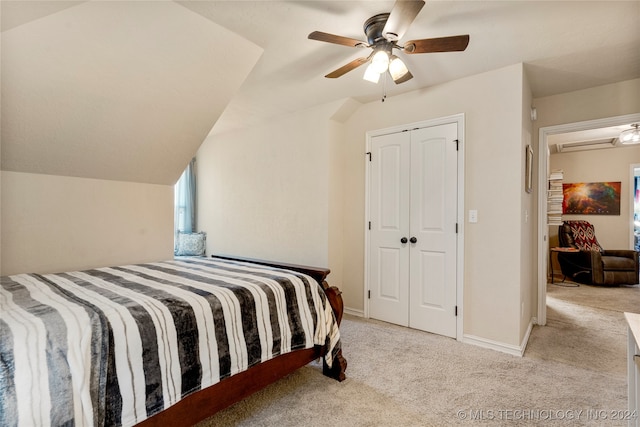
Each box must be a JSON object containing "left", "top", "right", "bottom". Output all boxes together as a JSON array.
[
  {"left": 619, "top": 124, "right": 640, "bottom": 145},
  {"left": 363, "top": 50, "right": 412, "bottom": 84},
  {"left": 363, "top": 63, "right": 381, "bottom": 83},
  {"left": 388, "top": 55, "right": 412, "bottom": 84},
  {"left": 370, "top": 50, "right": 390, "bottom": 73}
]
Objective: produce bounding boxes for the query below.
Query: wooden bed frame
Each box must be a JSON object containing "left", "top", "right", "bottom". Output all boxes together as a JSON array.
[{"left": 137, "top": 255, "right": 347, "bottom": 427}]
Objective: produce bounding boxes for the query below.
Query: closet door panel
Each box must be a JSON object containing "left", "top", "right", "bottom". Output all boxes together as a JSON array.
[
  {"left": 409, "top": 123, "right": 457, "bottom": 338},
  {"left": 368, "top": 132, "right": 410, "bottom": 326}
]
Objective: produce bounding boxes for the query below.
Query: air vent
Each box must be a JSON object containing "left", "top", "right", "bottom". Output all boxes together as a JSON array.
[{"left": 556, "top": 138, "right": 617, "bottom": 153}]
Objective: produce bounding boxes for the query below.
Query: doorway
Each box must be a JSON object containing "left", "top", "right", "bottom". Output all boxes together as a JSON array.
[
  {"left": 365, "top": 114, "right": 464, "bottom": 339},
  {"left": 537, "top": 113, "right": 640, "bottom": 325},
  {"left": 632, "top": 165, "right": 640, "bottom": 252}
]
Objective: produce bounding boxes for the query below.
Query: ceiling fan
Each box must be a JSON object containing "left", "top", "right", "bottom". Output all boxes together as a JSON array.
[{"left": 308, "top": 0, "right": 469, "bottom": 84}]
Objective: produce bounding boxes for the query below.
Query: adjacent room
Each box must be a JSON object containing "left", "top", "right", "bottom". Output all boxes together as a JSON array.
[{"left": 2, "top": 1, "right": 640, "bottom": 425}]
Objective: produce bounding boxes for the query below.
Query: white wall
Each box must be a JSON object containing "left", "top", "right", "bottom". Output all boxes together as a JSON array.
[{"left": 1, "top": 171, "right": 174, "bottom": 275}]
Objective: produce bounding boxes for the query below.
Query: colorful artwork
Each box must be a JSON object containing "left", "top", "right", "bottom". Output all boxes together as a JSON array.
[{"left": 562, "top": 182, "right": 621, "bottom": 215}]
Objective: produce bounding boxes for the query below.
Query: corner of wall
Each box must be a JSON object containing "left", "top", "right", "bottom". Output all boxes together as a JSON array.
[{"left": 330, "top": 98, "right": 362, "bottom": 123}]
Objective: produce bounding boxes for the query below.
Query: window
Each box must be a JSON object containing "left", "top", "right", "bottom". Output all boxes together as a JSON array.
[{"left": 174, "top": 158, "right": 196, "bottom": 248}]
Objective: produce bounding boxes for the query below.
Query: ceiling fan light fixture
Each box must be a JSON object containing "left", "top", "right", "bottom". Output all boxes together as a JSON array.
[
  {"left": 363, "top": 63, "right": 381, "bottom": 83},
  {"left": 370, "top": 50, "right": 390, "bottom": 74},
  {"left": 308, "top": 0, "right": 468, "bottom": 83},
  {"left": 619, "top": 124, "right": 640, "bottom": 145},
  {"left": 389, "top": 56, "right": 409, "bottom": 81}
]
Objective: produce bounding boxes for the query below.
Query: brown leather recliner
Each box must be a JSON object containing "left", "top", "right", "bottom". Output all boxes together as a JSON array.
[{"left": 557, "top": 220, "right": 639, "bottom": 286}]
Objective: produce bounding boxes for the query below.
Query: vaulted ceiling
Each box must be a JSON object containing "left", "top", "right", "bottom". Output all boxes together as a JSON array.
[
  {"left": 1, "top": 1, "right": 263, "bottom": 185},
  {"left": 2, "top": 1, "right": 639, "bottom": 184}
]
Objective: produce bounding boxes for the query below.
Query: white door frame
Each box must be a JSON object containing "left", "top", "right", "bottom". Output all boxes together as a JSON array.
[
  {"left": 364, "top": 113, "right": 465, "bottom": 340},
  {"left": 536, "top": 112, "right": 640, "bottom": 325},
  {"left": 631, "top": 164, "right": 640, "bottom": 251}
]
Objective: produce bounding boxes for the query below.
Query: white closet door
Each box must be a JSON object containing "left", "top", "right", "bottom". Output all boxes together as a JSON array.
[
  {"left": 408, "top": 123, "right": 458, "bottom": 338},
  {"left": 368, "top": 131, "right": 411, "bottom": 326},
  {"left": 367, "top": 122, "right": 458, "bottom": 338}
]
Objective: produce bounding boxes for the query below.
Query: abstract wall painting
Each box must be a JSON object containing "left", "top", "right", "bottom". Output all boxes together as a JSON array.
[{"left": 562, "top": 181, "right": 621, "bottom": 215}]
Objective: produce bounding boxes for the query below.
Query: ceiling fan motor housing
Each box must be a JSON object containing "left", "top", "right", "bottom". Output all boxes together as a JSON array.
[
  {"left": 307, "top": 0, "right": 468, "bottom": 82},
  {"left": 364, "top": 13, "right": 390, "bottom": 45}
]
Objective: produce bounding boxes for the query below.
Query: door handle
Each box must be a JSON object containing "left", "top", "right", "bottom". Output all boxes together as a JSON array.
[
  {"left": 410, "top": 237, "right": 417, "bottom": 243},
  {"left": 401, "top": 237, "right": 408, "bottom": 244}
]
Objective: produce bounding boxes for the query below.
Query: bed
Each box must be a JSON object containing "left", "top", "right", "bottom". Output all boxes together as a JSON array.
[{"left": 0, "top": 255, "right": 347, "bottom": 427}]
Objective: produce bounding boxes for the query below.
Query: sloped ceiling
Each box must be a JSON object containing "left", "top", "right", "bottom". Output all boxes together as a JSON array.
[
  {"left": 1, "top": 1, "right": 263, "bottom": 185},
  {"left": 177, "top": 1, "right": 640, "bottom": 136},
  {"left": 2, "top": 1, "right": 639, "bottom": 184}
]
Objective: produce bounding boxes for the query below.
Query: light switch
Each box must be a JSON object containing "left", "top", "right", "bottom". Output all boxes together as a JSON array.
[{"left": 469, "top": 210, "right": 478, "bottom": 223}]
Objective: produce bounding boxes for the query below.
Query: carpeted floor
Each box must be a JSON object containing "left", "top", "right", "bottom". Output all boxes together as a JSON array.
[{"left": 197, "top": 281, "right": 640, "bottom": 426}]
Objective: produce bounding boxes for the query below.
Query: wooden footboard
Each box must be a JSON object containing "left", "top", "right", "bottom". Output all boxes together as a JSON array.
[{"left": 137, "top": 255, "right": 347, "bottom": 427}]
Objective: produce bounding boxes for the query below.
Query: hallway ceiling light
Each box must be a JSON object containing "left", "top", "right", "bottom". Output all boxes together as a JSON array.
[{"left": 619, "top": 124, "right": 640, "bottom": 145}]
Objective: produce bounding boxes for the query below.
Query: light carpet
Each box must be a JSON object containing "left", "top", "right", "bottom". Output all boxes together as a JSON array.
[{"left": 198, "top": 282, "right": 640, "bottom": 426}]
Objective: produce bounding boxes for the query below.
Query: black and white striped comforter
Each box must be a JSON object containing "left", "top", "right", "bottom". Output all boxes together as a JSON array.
[{"left": 0, "top": 257, "right": 341, "bottom": 427}]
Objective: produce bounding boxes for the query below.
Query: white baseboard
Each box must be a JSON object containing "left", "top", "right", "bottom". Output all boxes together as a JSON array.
[
  {"left": 344, "top": 309, "right": 535, "bottom": 357},
  {"left": 462, "top": 318, "right": 534, "bottom": 357},
  {"left": 520, "top": 318, "right": 534, "bottom": 355},
  {"left": 343, "top": 307, "right": 365, "bottom": 317}
]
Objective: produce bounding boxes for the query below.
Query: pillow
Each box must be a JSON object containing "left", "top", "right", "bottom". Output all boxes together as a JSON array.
[
  {"left": 175, "top": 231, "right": 207, "bottom": 256},
  {"left": 566, "top": 220, "right": 603, "bottom": 252}
]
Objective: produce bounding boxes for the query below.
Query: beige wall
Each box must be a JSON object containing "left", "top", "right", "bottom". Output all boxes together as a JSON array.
[
  {"left": 1, "top": 1, "right": 262, "bottom": 186},
  {"left": 549, "top": 147, "right": 640, "bottom": 250},
  {"left": 533, "top": 79, "right": 640, "bottom": 302},
  {"left": 1, "top": 171, "right": 174, "bottom": 275},
  {"left": 197, "top": 63, "right": 535, "bottom": 349},
  {"left": 195, "top": 63, "right": 553, "bottom": 350},
  {"left": 533, "top": 79, "right": 640, "bottom": 129},
  {"left": 196, "top": 102, "right": 344, "bottom": 273},
  {"left": 520, "top": 69, "right": 536, "bottom": 342},
  {"left": 341, "top": 63, "right": 531, "bottom": 348}
]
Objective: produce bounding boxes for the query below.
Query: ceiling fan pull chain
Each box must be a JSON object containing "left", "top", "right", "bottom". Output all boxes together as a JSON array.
[{"left": 381, "top": 72, "right": 387, "bottom": 102}]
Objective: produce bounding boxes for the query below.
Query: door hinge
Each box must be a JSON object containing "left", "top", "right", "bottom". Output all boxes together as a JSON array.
[
  {"left": 455, "top": 223, "right": 458, "bottom": 233},
  {"left": 455, "top": 305, "right": 458, "bottom": 316},
  {"left": 368, "top": 221, "right": 371, "bottom": 230},
  {"left": 368, "top": 290, "right": 371, "bottom": 299},
  {"left": 366, "top": 152, "right": 371, "bottom": 161},
  {"left": 454, "top": 139, "right": 459, "bottom": 151}
]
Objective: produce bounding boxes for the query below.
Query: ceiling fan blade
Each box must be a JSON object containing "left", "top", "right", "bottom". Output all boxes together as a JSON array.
[
  {"left": 325, "top": 57, "right": 370, "bottom": 78},
  {"left": 382, "top": 0, "right": 425, "bottom": 41},
  {"left": 308, "top": 31, "right": 367, "bottom": 48},
  {"left": 404, "top": 34, "right": 470, "bottom": 54}
]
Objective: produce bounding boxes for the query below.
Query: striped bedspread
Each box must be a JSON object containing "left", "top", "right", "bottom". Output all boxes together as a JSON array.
[{"left": 0, "top": 257, "right": 341, "bottom": 427}]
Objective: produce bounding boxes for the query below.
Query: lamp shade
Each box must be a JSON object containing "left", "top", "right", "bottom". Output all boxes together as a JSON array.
[
  {"left": 620, "top": 124, "right": 640, "bottom": 145},
  {"left": 363, "top": 63, "right": 381, "bottom": 83},
  {"left": 389, "top": 56, "right": 411, "bottom": 83},
  {"left": 370, "top": 50, "right": 390, "bottom": 74}
]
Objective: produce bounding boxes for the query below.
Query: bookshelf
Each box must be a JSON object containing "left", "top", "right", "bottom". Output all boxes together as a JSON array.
[{"left": 547, "top": 169, "right": 563, "bottom": 226}]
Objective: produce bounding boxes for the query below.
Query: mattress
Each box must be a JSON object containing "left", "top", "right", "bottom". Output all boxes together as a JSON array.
[{"left": 0, "top": 257, "right": 341, "bottom": 427}]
